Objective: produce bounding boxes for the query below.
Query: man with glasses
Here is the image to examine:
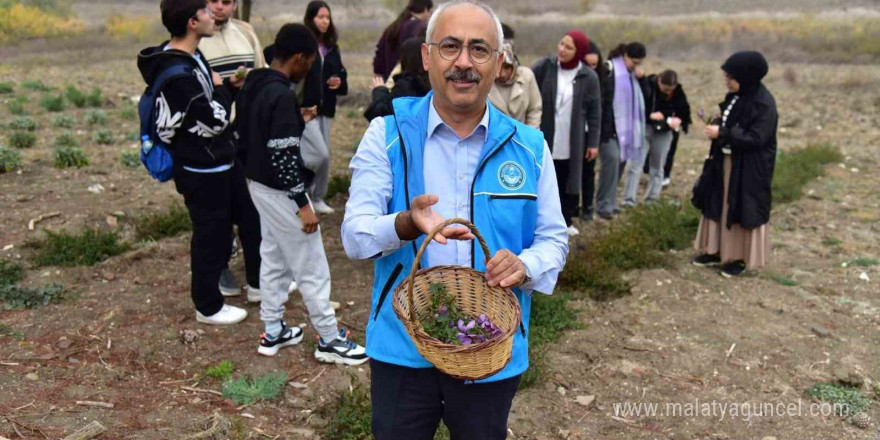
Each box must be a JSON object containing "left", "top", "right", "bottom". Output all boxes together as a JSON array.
[
  {"left": 342, "top": 1, "right": 568, "bottom": 438},
  {"left": 138, "top": 0, "right": 250, "bottom": 325}
]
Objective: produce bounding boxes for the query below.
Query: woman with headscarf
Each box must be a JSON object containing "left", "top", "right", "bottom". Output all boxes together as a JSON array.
[
  {"left": 691, "top": 51, "right": 777, "bottom": 278},
  {"left": 533, "top": 30, "right": 602, "bottom": 236},
  {"left": 595, "top": 42, "right": 647, "bottom": 220},
  {"left": 489, "top": 41, "right": 542, "bottom": 129}
]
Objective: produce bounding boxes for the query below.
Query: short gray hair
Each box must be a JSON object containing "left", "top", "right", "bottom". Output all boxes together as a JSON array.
[{"left": 425, "top": 0, "right": 504, "bottom": 50}]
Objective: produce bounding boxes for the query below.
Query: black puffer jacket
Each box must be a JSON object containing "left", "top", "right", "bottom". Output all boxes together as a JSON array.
[
  {"left": 693, "top": 84, "right": 777, "bottom": 229},
  {"left": 641, "top": 74, "right": 692, "bottom": 134},
  {"left": 316, "top": 45, "right": 348, "bottom": 118},
  {"left": 363, "top": 72, "right": 430, "bottom": 121}
]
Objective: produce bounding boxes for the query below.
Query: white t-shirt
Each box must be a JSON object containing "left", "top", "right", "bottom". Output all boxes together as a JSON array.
[{"left": 551, "top": 62, "right": 581, "bottom": 160}]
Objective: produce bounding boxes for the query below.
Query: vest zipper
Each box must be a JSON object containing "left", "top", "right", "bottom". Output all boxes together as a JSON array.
[{"left": 469, "top": 129, "right": 516, "bottom": 268}]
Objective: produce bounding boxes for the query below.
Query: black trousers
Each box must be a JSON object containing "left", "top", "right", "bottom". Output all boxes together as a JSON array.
[
  {"left": 173, "top": 163, "right": 261, "bottom": 315},
  {"left": 371, "top": 360, "right": 521, "bottom": 440},
  {"left": 581, "top": 156, "right": 597, "bottom": 217},
  {"left": 553, "top": 160, "right": 579, "bottom": 227}
]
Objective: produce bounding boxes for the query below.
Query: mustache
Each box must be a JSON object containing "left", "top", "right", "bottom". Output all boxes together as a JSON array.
[{"left": 444, "top": 69, "right": 482, "bottom": 83}]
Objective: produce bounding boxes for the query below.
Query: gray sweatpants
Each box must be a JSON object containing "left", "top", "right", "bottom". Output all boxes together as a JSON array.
[
  {"left": 300, "top": 117, "right": 331, "bottom": 201},
  {"left": 622, "top": 127, "right": 673, "bottom": 205},
  {"left": 247, "top": 180, "right": 338, "bottom": 342},
  {"left": 596, "top": 137, "right": 626, "bottom": 216}
]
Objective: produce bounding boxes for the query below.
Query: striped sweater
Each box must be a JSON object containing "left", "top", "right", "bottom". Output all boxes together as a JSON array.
[{"left": 199, "top": 19, "right": 266, "bottom": 79}]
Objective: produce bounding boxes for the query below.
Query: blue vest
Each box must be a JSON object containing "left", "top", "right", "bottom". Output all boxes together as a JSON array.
[{"left": 366, "top": 92, "right": 546, "bottom": 383}]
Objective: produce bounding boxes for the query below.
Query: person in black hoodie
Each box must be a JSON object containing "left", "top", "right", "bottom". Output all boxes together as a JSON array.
[
  {"left": 235, "top": 23, "right": 368, "bottom": 363},
  {"left": 363, "top": 36, "right": 430, "bottom": 121},
  {"left": 641, "top": 70, "right": 692, "bottom": 186},
  {"left": 692, "top": 51, "right": 777, "bottom": 278},
  {"left": 138, "top": 0, "right": 260, "bottom": 326}
]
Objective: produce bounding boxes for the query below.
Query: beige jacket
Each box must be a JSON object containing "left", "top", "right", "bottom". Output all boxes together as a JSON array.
[
  {"left": 198, "top": 19, "right": 266, "bottom": 79},
  {"left": 488, "top": 66, "right": 542, "bottom": 129}
]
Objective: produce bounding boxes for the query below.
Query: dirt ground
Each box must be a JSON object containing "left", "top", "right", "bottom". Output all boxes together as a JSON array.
[{"left": 2, "top": 19, "right": 880, "bottom": 440}]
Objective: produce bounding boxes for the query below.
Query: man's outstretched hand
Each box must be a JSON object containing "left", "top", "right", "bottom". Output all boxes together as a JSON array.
[{"left": 395, "top": 194, "right": 474, "bottom": 244}]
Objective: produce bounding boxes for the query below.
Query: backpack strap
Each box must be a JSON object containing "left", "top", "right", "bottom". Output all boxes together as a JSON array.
[{"left": 139, "top": 63, "right": 194, "bottom": 140}]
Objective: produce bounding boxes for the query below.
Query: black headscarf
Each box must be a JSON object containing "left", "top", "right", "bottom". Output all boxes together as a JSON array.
[{"left": 721, "top": 51, "right": 768, "bottom": 96}]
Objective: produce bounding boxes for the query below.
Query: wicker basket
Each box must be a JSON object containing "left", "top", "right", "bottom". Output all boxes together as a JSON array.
[{"left": 392, "top": 218, "right": 522, "bottom": 380}]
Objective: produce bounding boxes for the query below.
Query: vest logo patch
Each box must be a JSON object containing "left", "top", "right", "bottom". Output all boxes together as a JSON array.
[{"left": 498, "top": 161, "right": 526, "bottom": 191}]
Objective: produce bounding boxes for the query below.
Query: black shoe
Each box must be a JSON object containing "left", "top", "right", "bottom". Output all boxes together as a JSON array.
[
  {"left": 691, "top": 254, "right": 721, "bottom": 267},
  {"left": 720, "top": 261, "right": 747, "bottom": 278},
  {"left": 315, "top": 328, "right": 369, "bottom": 366},
  {"left": 258, "top": 322, "right": 304, "bottom": 356},
  {"left": 579, "top": 212, "right": 594, "bottom": 222},
  {"left": 597, "top": 211, "right": 614, "bottom": 220}
]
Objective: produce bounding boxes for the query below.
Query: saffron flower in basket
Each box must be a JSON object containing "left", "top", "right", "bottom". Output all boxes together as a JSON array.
[{"left": 420, "top": 282, "right": 504, "bottom": 346}]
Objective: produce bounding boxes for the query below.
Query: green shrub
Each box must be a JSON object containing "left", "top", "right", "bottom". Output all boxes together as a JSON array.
[
  {"left": 0, "top": 283, "right": 66, "bottom": 310},
  {"left": 9, "top": 116, "right": 38, "bottom": 131},
  {"left": 135, "top": 203, "right": 192, "bottom": 241},
  {"left": 321, "top": 379, "right": 372, "bottom": 440},
  {"left": 765, "top": 271, "right": 799, "bottom": 286},
  {"left": 520, "top": 294, "right": 582, "bottom": 389},
  {"left": 221, "top": 371, "right": 288, "bottom": 405},
  {"left": 21, "top": 80, "right": 51, "bottom": 92},
  {"left": 51, "top": 114, "right": 75, "bottom": 128},
  {"left": 773, "top": 143, "right": 844, "bottom": 203},
  {"left": 847, "top": 257, "right": 879, "bottom": 267},
  {"left": 0, "top": 323, "right": 25, "bottom": 340},
  {"left": 29, "top": 228, "right": 129, "bottom": 267},
  {"left": 325, "top": 174, "right": 351, "bottom": 200},
  {"left": 119, "top": 149, "right": 140, "bottom": 168},
  {"left": 53, "top": 132, "right": 78, "bottom": 148},
  {"left": 0, "top": 259, "right": 23, "bottom": 285},
  {"left": 0, "top": 82, "right": 13, "bottom": 94},
  {"left": 86, "top": 87, "right": 103, "bottom": 107},
  {"left": 38, "top": 94, "right": 65, "bottom": 112},
  {"left": 65, "top": 85, "right": 87, "bottom": 108},
  {"left": 8, "top": 131, "right": 36, "bottom": 149},
  {"left": 0, "top": 145, "right": 22, "bottom": 172},
  {"left": 92, "top": 129, "right": 113, "bottom": 145},
  {"left": 53, "top": 145, "right": 89, "bottom": 168},
  {"left": 8, "top": 97, "right": 27, "bottom": 115},
  {"left": 205, "top": 360, "right": 235, "bottom": 382},
  {"left": 821, "top": 237, "right": 842, "bottom": 246},
  {"left": 807, "top": 382, "right": 870, "bottom": 416},
  {"left": 120, "top": 106, "right": 137, "bottom": 120},
  {"left": 85, "top": 109, "right": 108, "bottom": 125}
]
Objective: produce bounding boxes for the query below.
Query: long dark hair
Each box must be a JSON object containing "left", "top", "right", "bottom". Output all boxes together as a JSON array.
[
  {"left": 304, "top": 1, "right": 337, "bottom": 47},
  {"left": 608, "top": 42, "right": 646, "bottom": 60},
  {"left": 398, "top": 36, "right": 428, "bottom": 83},
  {"left": 384, "top": 0, "right": 432, "bottom": 49}
]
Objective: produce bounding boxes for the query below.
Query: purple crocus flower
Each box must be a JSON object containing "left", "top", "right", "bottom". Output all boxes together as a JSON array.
[
  {"left": 456, "top": 332, "right": 472, "bottom": 345},
  {"left": 438, "top": 305, "right": 448, "bottom": 315},
  {"left": 457, "top": 319, "right": 475, "bottom": 333}
]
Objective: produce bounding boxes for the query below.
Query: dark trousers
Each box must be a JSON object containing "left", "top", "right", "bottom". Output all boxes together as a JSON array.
[
  {"left": 553, "top": 160, "right": 579, "bottom": 227},
  {"left": 643, "top": 131, "right": 681, "bottom": 179},
  {"left": 371, "top": 360, "right": 521, "bottom": 440},
  {"left": 173, "top": 163, "right": 261, "bottom": 315},
  {"left": 581, "top": 156, "right": 596, "bottom": 217}
]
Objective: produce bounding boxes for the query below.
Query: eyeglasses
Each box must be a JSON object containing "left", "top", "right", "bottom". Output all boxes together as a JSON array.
[{"left": 428, "top": 39, "right": 498, "bottom": 64}]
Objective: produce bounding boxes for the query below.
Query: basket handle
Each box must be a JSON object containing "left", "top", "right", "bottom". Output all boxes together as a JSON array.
[{"left": 407, "top": 218, "right": 492, "bottom": 324}]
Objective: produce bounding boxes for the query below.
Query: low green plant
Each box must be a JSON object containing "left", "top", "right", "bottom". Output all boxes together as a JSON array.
[
  {"left": 0, "top": 283, "right": 66, "bottom": 310},
  {"left": 119, "top": 149, "right": 140, "bottom": 168},
  {"left": 0, "top": 259, "right": 23, "bottom": 285},
  {"left": 847, "top": 257, "right": 879, "bottom": 267},
  {"left": 53, "top": 132, "right": 79, "bottom": 148},
  {"left": 325, "top": 174, "right": 351, "bottom": 201},
  {"left": 38, "top": 94, "right": 66, "bottom": 112},
  {"left": 30, "top": 228, "right": 129, "bottom": 267},
  {"left": 205, "top": 360, "right": 235, "bottom": 382},
  {"left": 65, "top": 85, "right": 87, "bottom": 108},
  {"left": 8, "top": 131, "right": 37, "bottom": 149},
  {"left": 520, "top": 293, "right": 582, "bottom": 389},
  {"left": 765, "top": 271, "right": 799, "bottom": 286},
  {"left": 21, "top": 80, "right": 51, "bottom": 92},
  {"left": 807, "top": 382, "right": 870, "bottom": 416},
  {"left": 0, "top": 145, "right": 23, "bottom": 172},
  {"left": 0, "top": 82, "right": 13, "bottom": 94},
  {"left": 0, "top": 323, "right": 25, "bottom": 340},
  {"left": 120, "top": 106, "right": 137, "bottom": 120},
  {"left": 221, "top": 371, "right": 288, "bottom": 405},
  {"left": 85, "top": 109, "right": 108, "bottom": 125},
  {"left": 321, "top": 378, "right": 372, "bottom": 440},
  {"left": 135, "top": 203, "right": 192, "bottom": 241},
  {"left": 92, "top": 129, "right": 113, "bottom": 145},
  {"left": 53, "top": 145, "right": 89, "bottom": 168},
  {"left": 9, "top": 116, "right": 38, "bottom": 131},
  {"left": 773, "top": 143, "right": 844, "bottom": 203},
  {"left": 8, "top": 97, "right": 27, "bottom": 115},
  {"left": 51, "top": 114, "right": 75, "bottom": 128},
  {"left": 86, "top": 87, "right": 103, "bottom": 107},
  {"left": 821, "top": 237, "right": 842, "bottom": 246}
]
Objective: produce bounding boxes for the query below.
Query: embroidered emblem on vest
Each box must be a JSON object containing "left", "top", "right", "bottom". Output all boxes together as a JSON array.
[{"left": 498, "top": 161, "right": 526, "bottom": 190}]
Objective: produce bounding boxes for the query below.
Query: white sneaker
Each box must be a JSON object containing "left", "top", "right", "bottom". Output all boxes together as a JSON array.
[
  {"left": 288, "top": 281, "right": 298, "bottom": 293},
  {"left": 246, "top": 285, "right": 261, "bottom": 303},
  {"left": 218, "top": 269, "right": 240, "bottom": 297},
  {"left": 196, "top": 304, "right": 248, "bottom": 325},
  {"left": 662, "top": 177, "right": 671, "bottom": 187},
  {"left": 312, "top": 199, "right": 335, "bottom": 214},
  {"left": 566, "top": 225, "right": 580, "bottom": 236}
]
